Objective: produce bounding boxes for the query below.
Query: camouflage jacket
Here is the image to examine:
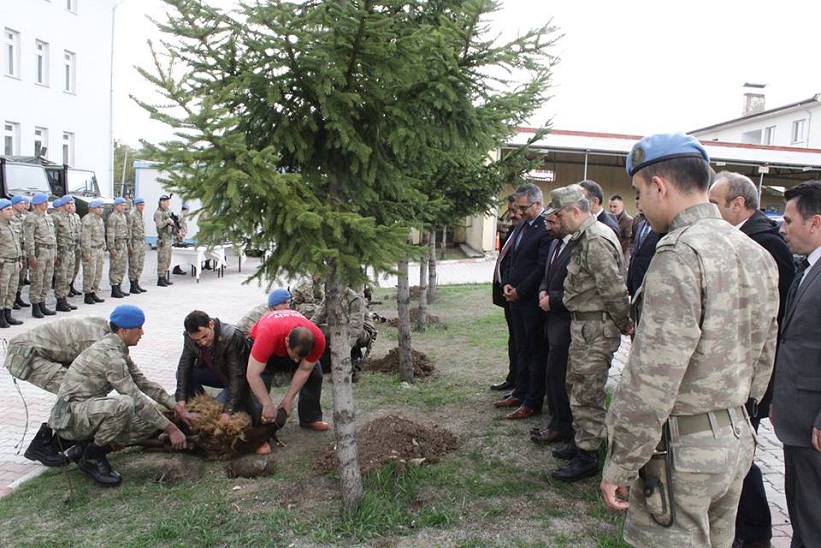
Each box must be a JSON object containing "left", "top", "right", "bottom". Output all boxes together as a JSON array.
[
  {"left": 23, "top": 210, "right": 56, "bottom": 259},
  {"left": 106, "top": 210, "right": 130, "bottom": 249},
  {"left": 291, "top": 278, "right": 324, "bottom": 318},
  {"left": 80, "top": 213, "right": 105, "bottom": 254},
  {"left": 69, "top": 213, "right": 82, "bottom": 246},
  {"left": 8, "top": 316, "right": 111, "bottom": 365},
  {"left": 563, "top": 215, "right": 630, "bottom": 331},
  {"left": 154, "top": 207, "right": 175, "bottom": 240},
  {"left": 52, "top": 210, "right": 75, "bottom": 251},
  {"left": 236, "top": 303, "right": 269, "bottom": 337},
  {"left": 0, "top": 217, "right": 22, "bottom": 261},
  {"left": 55, "top": 333, "right": 174, "bottom": 431},
  {"left": 602, "top": 203, "right": 779, "bottom": 485},
  {"left": 128, "top": 209, "right": 145, "bottom": 248},
  {"left": 311, "top": 287, "right": 367, "bottom": 338}
]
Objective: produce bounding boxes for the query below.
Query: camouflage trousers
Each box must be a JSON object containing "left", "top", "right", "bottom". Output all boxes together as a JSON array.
[
  {"left": 128, "top": 241, "right": 146, "bottom": 282},
  {"left": 0, "top": 260, "right": 20, "bottom": 309},
  {"left": 156, "top": 237, "right": 172, "bottom": 277},
  {"left": 4, "top": 343, "right": 65, "bottom": 394},
  {"left": 53, "top": 395, "right": 162, "bottom": 447},
  {"left": 54, "top": 247, "right": 76, "bottom": 299},
  {"left": 567, "top": 318, "right": 621, "bottom": 452},
  {"left": 108, "top": 242, "right": 128, "bottom": 285},
  {"left": 72, "top": 246, "right": 81, "bottom": 284},
  {"left": 29, "top": 248, "right": 55, "bottom": 304},
  {"left": 624, "top": 410, "right": 754, "bottom": 547},
  {"left": 82, "top": 248, "right": 104, "bottom": 293}
]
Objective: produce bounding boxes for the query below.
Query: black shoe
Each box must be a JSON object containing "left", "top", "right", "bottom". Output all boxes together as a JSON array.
[
  {"left": 136, "top": 283, "right": 147, "bottom": 293},
  {"left": 69, "top": 284, "right": 81, "bottom": 297},
  {"left": 15, "top": 292, "right": 30, "bottom": 308},
  {"left": 92, "top": 293, "right": 105, "bottom": 303},
  {"left": 490, "top": 380, "right": 514, "bottom": 391},
  {"left": 84, "top": 293, "right": 96, "bottom": 305},
  {"left": 77, "top": 444, "right": 122, "bottom": 487},
  {"left": 0, "top": 310, "right": 8, "bottom": 328},
  {"left": 40, "top": 303, "right": 56, "bottom": 316},
  {"left": 56, "top": 298, "right": 73, "bottom": 312},
  {"left": 172, "top": 266, "right": 186, "bottom": 275},
  {"left": 552, "top": 441, "right": 578, "bottom": 461},
  {"left": 552, "top": 450, "right": 599, "bottom": 482},
  {"left": 24, "top": 424, "right": 68, "bottom": 467},
  {"left": 129, "top": 281, "right": 142, "bottom": 294},
  {"left": 31, "top": 303, "right": 44, "bottom": 319},
  {"left": 5, "top": 309, "right": 22, "bottom": 325},
  {"left": 157, "top": 277, "right": 168, "bottom": 287},
  {"left": 111, "top": 285, "right": 125, "bottom": 299},
  {"left": 12, "top": 302, "right": 20, "bottom": 310},
  {"left": 164, "top": 275, "right": 173, "bottom": 285},
  {"left": 63, "top": 440, "right": 88, "bottom": 464}
]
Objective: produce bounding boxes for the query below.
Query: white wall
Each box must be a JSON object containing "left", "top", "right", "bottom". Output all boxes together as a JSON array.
[
  {"left": 0, "top": 0, "right": 114, "bottom": 193},
  {"left": 694, "top": 101, "right": 821, "bottom": 149}
]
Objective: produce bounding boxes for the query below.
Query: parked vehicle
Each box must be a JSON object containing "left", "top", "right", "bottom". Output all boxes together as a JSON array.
[{"left": 0, "top": 156, "right": 53, "bottom": 200}]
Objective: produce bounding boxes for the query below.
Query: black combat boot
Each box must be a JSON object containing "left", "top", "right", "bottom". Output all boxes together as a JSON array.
[
  {"left": 32, "top": 303, "right": 44, "bottom": 318},
  {"left": 129, "top": 280, "right": 141, "bottom": 294},
  {"left": 172, "top": 265, "right": 186, "bottom": 275},
  {"left": 24, "top": 423, "right": 69, "bottom": 467},
  {"left": 40, "top": 302, "right": 56, "bottom": 316},
  {"left": 63, "top": 440, "right": 88, "bottom": 464},
  {"left": 5, "top": 309, "right": 22, "bottom": 325},
  {"left": 68, "top": 283, "right": 81, "bottom": 297},
  {"left": 111, "top": 285, "right": 125, "bottom": 299},
  {"left": 136, "top": 281, "right": 147, "bottom": 293},
  {"left": 551, "top": 449, "right": 599, "bottom": 483},
  {"left": 67, "top": 299, "right": 77, "bottom": 310},
  {"left": 157, "top": 276, "right": 168, "bottom": 287},
  {"left": 15, "top": 291, "right": 30, "bottom": 308},
  {"left": 164, "top": 274, "right": 173, "bottom": 285},
  {"left": 0, "top": 310, "right": 9, "bottom": 328},
  {"left": 56, "top": 298, "right": 73, "bottom": 312},
  {"left": 92, "top": 293, "right": 105, "bottom": 303},
  {"left": 84, "top": 293, "right": 96, "bottom": 305},
  {"left": 77, "top": 443, "right": 122, "bottom": 487}
]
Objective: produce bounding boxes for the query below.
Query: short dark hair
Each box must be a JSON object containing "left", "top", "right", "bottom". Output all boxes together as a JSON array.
[
  {"left": 578, "top": 180, "right": 604, "bottom": 205},
  {"left": 184, "top": 310, "right": 211, "bottom": 333},
  {"left": 635, "top": 157, "right": 711, "bottom": 195},
  {"left": 287, "top": 327, "right": 315, "bottom": 359},
  {"left": 109, "top": 322, "right": 121, "bottom": 334},
  {"left": 609, "top": 194, "right": 623, "bottom": 202},
  {"left": 784, "top": 180, "right": 821, "bottom": 220}
]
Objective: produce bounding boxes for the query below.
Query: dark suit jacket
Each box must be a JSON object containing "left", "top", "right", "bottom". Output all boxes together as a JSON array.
[
  {"left": 492, "top": 226, "right": 517, "bottom": 307},
  {"left": 538, "top": 239, "right": 571, "bottom": 346},
  {"left": 596, "top": 210, "right": 621, "bottom": 237},
  {"left": 501, "top": 216, "right": 551, "bottom": 313},
  {"left": 773, "top": 257, "right": 821, "bottom": 447},
  {"left": 627, "top": 220, "right": 660, "bottom": 297}
]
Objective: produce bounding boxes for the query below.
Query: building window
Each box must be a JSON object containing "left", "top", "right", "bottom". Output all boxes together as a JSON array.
[
  {"left": 34, "top": 127, "right": 48, "bottom": 157},
  {"left": 4, "top": 28, "right": 21, "bottom": 78},
  {"left": 62, "top": 132, "right": 74, "bottom": 165},
  {"left": 4, "top": 122, "right": 20, "bottom": 155},
  {"left": 66, "top": 0, "right": 77, "bottom": 13},
  {"left": 35, "top": 40, "right": 50, "bottom": 86},
  {"left": 63, "top": 50, "right": 76, "bottom": 93},
  {"left": 792, "top": 119, "right": 806, "bottom": 144},
  {"left": 763, "top": 126, "right": 776, "bottom": 145}
]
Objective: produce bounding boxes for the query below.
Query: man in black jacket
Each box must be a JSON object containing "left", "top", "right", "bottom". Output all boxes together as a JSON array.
[
  {"left": 175, "top": 310, "right": 254, "bottom": 423},
  {"left": 579, "top": 180, "right": 620, "bottom": 237}
]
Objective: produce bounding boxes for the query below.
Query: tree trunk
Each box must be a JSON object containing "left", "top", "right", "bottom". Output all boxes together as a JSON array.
[
  {"left": 325, "top": 270, "right": 364, "bottom": 511},
  {"left": 416, "top": 236, "right": 428, "bottom": 332},
  {"left": 397, "top": 256, "right": 414, "bottom": 383},
  {"left": 427, "top": 228, "right": 437, "bottom": 303}
]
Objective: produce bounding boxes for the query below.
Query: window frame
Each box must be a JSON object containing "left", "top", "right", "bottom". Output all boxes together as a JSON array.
[
  {"left": 63, "top": 49, "right": 76, "bottom": 93},
  {"left": 4, "top": 28, "right": 21, "bottom": 78}
]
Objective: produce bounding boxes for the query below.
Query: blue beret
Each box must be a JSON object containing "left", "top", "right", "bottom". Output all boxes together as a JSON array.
[
  {"left": 89, "top": 199, "right": 104, "bottom": 209},
  {"left": 626, "top": 133, "right": 709, "bottom": 177},
  {"left": 182, "top": 202, "right": 190, "bottom": 210},
  {"left": 0, "top": 199, "right": 12, "bottom": 210},
  {"left": 110, "top": 304, "right": 145, "bottom": 329},
  {"left": 63, "top": 194, "right": 75, "bottom": 203},
  {"left": 53, "top": 196, "right": 65, "bottom": 208},
  {"left": 268, "top": 288, "right": 292, "bottom": 307},
  {"left": 134, "top": 197, "right": 145, "bottom": 204},
  {"left": 113, "top": 197, "right": 126, "bottom": 206},
  {"left": 11, "top": 195, "right": 27, "bottom": 205},
  {"left": 31, "top": 193, "right": 49, "bottom": 206}
]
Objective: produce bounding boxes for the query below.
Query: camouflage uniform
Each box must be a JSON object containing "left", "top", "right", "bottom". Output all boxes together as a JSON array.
[
  {"left": 48, "top": 333, "right": 175, "bottom": 446},
  {"left": 13, "top": 208, "right": 28, "bottom": 293},
  {"left": 127, "top": 207, "right": 146, "bottom": 284},
  {"left": 24, "top": 209, "right": 56, "bottom": 305},
  {"left": 80, "top": 212, "right": 105, "bottom": 294},
  {"left": 563, "top": 215, "right": 629, "bottom": 452},
  {"left": 4, "top": 316, "right": 110, "bottom": 394},
  {"left": 603, "top": 204, "right": 779, "bottom": 546},
  {"left": 291, "top": 278, "right": 324, "bottom": 318},
  {"left": 154, "top": 206, "right": 175, "bottom": 278},
  {"left": 174, "top": 212, "right": 188, "bottom": 246},
  {"left": 0, "top": 214, "right": 22, "bottom": 310},
  {"left": 312, "top": 287, "right": 371, "bottom": 349},
  {"left": 106, "top": 209, "right": 130, "bottom": 286},
  {"left": 236, "top": 303, "right": 269, "bottom": 337},
  {"left": 52, "top": 208, "right": 75, "bottom": 300},
  {"left": 70, "top": 210, "right": 82, "bottom": 289}
]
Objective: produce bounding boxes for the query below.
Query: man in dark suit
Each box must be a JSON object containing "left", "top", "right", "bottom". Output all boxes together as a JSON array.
[
  {"left": 608, "top": 194, "right": 634, "bottom": 263},
  {"left": 494, "top": 183, "right": 551, "bottom": 419},
  {"left": 579, "top": 180, "right": 620, "bottom": 237},
  {"left": 771, "top": 180, "right": 821, "bottom": 548},
  {"left": 490, "top": 195, "right": 522, "bottom": 392},
  {"left": 530, "top": 211, "right": 573, "bottom": 443},
  {"left": 710, "top": 171, "right": 796, "bottom": 548}
]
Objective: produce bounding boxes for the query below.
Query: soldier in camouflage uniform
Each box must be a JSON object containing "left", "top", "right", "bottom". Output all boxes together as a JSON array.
[
  {"left": 4, "top": 316, "right": 112, "bottom": 466},
  {"left": 291, "top": 275, "right": 324, "bottom": 318},
  {"left": 106, "top": 197, "right": 130, "bottom": 298},
  {"left": 11, "top": 195, "right": 30, "bottom": 309},
  {"left": 0, "top": 199, "right": 23, "bottom": 328},
  {"left": 67, "top": 197, "right": 83, "bottom": 298},
  {"left": 48, "top": 305, "right": 191, "bottom": 486},
  {"left": 601, "top": 133, "right": 778, "bottom": 546},
  {"left": 127, "top": 197, "right": 148, "bottom": 294},
  {"left": 154, "top": 194, "right": 176, "bottom": 287},
  {"left": 546, "top": 184, "right": 631, "bottom": 483},
  {"left": 236, "top": 288, "right": 292, "bottom": 337},
  {"left": 24, "top": 193, "right": 57, "bottom": 318},
  {"left": 311, "top": 286, "right": 375, "bottom": 381},
  {"left": 80, "top": 200, "right": 106, "bottom": 305},
  {"left": 52, "top": 196, "right": 78, "bottom": 312}
]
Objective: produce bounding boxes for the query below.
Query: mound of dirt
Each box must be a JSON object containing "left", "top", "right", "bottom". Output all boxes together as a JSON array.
[
  {"left": 315, "top": 415, "right": 459, "bottom": 475},
  {"left": 365, "top": 347, "right": 435, "bottom": 378},
  {"left": 386, "top": 308, "right": 445, "bottom": 329}
]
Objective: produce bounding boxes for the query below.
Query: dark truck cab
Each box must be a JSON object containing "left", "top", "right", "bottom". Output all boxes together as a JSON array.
[{"left": 0, "top": 156, "right": 53, "bottom": 201}]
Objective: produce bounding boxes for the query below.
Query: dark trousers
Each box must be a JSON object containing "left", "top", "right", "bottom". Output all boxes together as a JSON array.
[
  {"left": 511, "top": 305, "right": 546, "bottom": 411},
  {"left": 544, "top": 337, "right": 572, "bottom": 434},
  {"left": 261, "top": 355, "right": 324, "bottom": 424},
  {"left": 186, "top": 367, "right": 228, "bottom": 404},
  {"left": 735, "top": 386, "right": 773, "bottom": 542},
  {"left": 504, "top": 304, "right": 517, "bottom": 384},
  {"left": 784, "top": 445, "right": 821, "bottom": 548}
]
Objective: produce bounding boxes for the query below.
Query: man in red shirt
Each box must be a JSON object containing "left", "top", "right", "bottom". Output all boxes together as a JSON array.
[{"left": 247, "top": 309, "right": 329, "bottom": 431}]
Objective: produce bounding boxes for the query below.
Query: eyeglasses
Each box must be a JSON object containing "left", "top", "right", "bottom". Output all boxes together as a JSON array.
[{"left": 516, "top": 202, "right": 535, "bottom": 212}]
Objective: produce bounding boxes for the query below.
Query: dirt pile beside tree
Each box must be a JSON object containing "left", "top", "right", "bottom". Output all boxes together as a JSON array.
[{"left": 365, "top": 347, "right": 436, "bottom": 378}]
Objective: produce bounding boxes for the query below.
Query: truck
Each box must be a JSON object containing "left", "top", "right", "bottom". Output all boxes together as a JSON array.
[{"left": 0, "top": 156, "right": 53, "bottom": 200}]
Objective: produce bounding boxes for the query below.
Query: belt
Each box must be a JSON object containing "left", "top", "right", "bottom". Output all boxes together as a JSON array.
[
  {"left": 571, "top": 311, "right": 608, "bottom": 321},
  {"left": 674, "top": 407, "right": 745, "bottom": 436},
  {"left": 90, "top": 245, "right": 104, "bottom": 249},
  {"left": 36, "top": 244, "right": 56, "bottom": 250},
  {"left": 0, "top": 257, "right": 19, "bottom": 263}
]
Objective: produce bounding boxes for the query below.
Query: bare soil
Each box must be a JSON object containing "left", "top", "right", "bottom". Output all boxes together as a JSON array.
[
  {"left": 386, "top": 308, "right": 446, "bottom": 329},
  {"left": 364, "top": 347, "right": 436, "bottom": 378}
]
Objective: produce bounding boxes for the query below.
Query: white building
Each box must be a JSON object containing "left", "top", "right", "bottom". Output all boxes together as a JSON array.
[{"left": 1, "top": 0, "right": 115, "bottom": 194}]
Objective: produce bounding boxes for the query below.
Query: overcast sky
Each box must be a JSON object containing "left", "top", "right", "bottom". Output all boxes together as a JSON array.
[{"left": 113, "top": 0, "right": 821, "bottom": 147}]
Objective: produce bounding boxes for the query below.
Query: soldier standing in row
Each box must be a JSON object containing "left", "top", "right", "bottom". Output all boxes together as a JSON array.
[
  {"left": 52, "top": 196, "right": 77, "bottom": 313},
  {"left": 67, "top": 197, "right": 83, "bottom": 298},
  {"left": 80, "top": 200, "right": 106, "bottom": 305},
  {"left": 11, "top": 195, "right": 31, "bottom": 310},
  {"left": 154, "top": 194, "right": 175, "bottom": 287},
  {"left": 128, "top": 197, "right": 148, "bottom": 294},
  {"left": 0, "top": 199, "right": 23, "bottom": 327},
  {"left": 24, "top": 193, "right": 57, "bottom": 318},
  {"left": 107, "top": 197, "right": 131, "bottom": 298}
]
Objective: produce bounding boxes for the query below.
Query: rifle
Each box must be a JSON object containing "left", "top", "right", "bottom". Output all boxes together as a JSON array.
[{"left": 168, "top": 211, "right": 182, "bottom": 233}]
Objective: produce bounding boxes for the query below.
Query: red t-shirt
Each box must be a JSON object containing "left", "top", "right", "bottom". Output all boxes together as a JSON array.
[{"left": 249, "top": 309, "right": 326, "bottom": 363}]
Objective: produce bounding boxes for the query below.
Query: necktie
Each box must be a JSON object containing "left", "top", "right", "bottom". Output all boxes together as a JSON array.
[
  {"left": 515, "top": 221, "right": 529, "bottom": 250},
  {"left": 635, "top": 221, "right": 650, "bottom": 249},
  {"left": 550, "top": 241, "right": 563, "bottom": 266},
  {"left": 785, "top": 258, "right": 811, "bottom": 312}
]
